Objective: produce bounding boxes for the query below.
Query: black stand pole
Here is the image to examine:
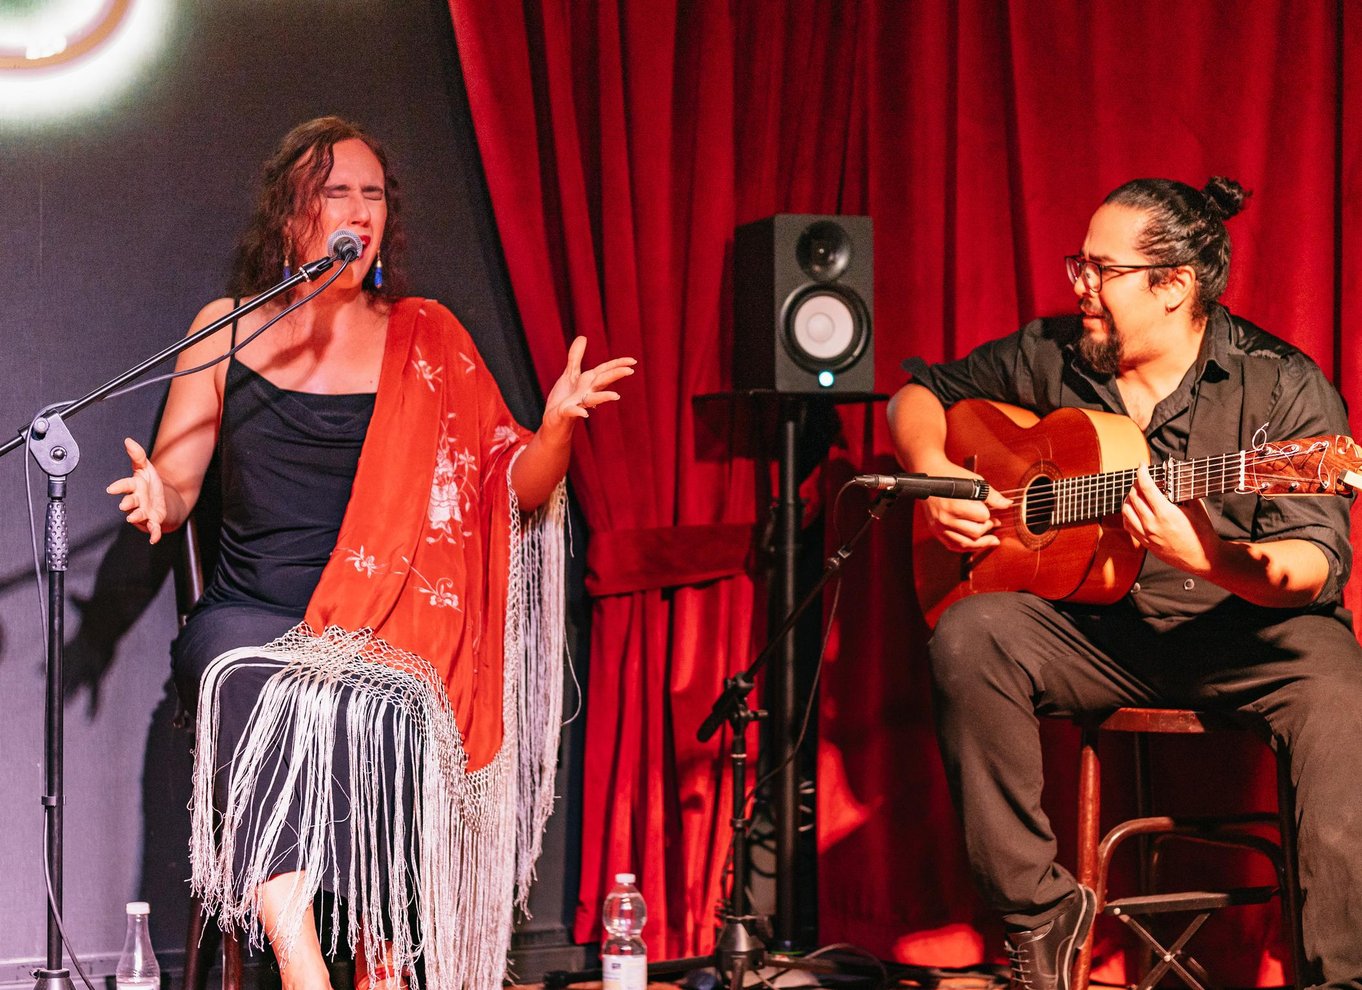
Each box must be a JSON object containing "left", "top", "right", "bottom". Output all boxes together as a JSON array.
[
  {"left": 0, "top": 254, "right": 341, "bottom": 990},
  {"left": 32, "top": 419, "right": 76, "bottom": 990},
  {"left": 773, "top": 398, "right": 800, "bottom": 951}
]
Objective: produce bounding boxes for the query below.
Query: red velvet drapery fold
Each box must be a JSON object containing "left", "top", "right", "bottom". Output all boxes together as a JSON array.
[
  {"left": 452, "top": 0, "right": 1361, "bottom": 976},
  {"left": 450, "top": 0, "right": 756, "bottom": 957}
]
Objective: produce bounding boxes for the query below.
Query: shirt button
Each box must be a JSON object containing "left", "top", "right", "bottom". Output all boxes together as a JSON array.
[
  {"left": 1183, "top": 578, "right": 1196, "bottom": 590},
  {"left": 1131, "top": 582, "right": 1142, "bottom": 594}
]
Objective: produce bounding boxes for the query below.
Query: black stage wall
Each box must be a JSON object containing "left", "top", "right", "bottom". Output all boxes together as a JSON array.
[{"left": 0, "top": 1, "right": 585, "bottom": 982}]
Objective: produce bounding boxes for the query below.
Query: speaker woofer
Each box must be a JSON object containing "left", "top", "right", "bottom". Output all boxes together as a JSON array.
[{"left": 782, "top": 284, "right": 869, "bottom": 372}]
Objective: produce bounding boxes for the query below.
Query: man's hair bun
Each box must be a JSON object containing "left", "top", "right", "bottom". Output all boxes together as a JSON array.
[{"left": 1202, "top": 176, "right": 1249, "bottom": 222}]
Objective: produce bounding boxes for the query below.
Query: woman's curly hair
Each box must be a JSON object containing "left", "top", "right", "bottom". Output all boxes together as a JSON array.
[{"left": 228, "top": 116, "right": 407, "bottom": 298}]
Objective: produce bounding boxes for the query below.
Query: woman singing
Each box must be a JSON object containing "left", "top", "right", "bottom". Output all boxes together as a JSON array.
[{"left": 107, "top": 116, "right": 634, "bottom": 990}]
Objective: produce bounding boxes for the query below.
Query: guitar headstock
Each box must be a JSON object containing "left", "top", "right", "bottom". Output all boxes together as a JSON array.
[{"left": 1245, "top": 435, "right": 1362, "bottom": 497}]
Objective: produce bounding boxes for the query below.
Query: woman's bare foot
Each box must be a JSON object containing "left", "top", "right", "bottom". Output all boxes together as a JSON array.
[{"left": 258, "top": 872, "right": 333, "bottom": 990}]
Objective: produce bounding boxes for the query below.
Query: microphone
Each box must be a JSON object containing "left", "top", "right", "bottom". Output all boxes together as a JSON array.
[
  {"left": 851, "top": 473, "right": 990, "bottom": 500},
  {"left": 326, "top": 228, "right": 364, "bottom": 262}
]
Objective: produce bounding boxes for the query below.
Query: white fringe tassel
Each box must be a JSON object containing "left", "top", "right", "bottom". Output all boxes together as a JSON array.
[{"left": 188, "top": 478, "right": 567, "bottom": 990}]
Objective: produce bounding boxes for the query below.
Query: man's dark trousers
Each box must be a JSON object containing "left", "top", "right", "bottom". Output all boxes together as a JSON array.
[{"left": 929, "top": 591, "right": 1362, "bottom": 988}]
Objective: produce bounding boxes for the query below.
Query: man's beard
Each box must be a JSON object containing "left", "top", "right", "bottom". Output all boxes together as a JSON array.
[{"left": 1077, "top": 309, "right": 1122, "bottom": 376}]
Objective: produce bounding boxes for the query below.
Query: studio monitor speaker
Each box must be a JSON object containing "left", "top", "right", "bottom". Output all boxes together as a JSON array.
[{"left": 733, "top": 214, "right": 873, "bottom": 393}]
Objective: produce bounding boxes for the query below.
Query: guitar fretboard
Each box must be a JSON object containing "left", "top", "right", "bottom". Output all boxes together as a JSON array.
[{"left": 1052, "top": 450, "right": 1250, "bottom": 525}]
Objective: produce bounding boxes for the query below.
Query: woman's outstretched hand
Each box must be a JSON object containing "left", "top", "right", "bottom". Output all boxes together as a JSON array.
[
  {"left": 106, "top": 437, "right": 167, "bottom": 544},
  {"left": 539, "top": 336, "right": 636, "bottom": 439}
]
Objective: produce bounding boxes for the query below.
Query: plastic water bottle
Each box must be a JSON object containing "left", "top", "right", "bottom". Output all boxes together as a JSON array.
[
  {"left": 601, "top": 872, "right": 647, "bottom": 990},
  {"left": 115, "top": 901, "right": 160, "bottom": 990}
]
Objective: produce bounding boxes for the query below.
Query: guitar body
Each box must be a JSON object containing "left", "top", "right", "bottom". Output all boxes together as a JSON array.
[{"left": 913, "top": 399, "right": 1149, "bottom": 627}]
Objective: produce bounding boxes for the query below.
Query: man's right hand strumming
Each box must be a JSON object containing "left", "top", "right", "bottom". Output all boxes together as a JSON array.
[{"left": 888, "top": 381, "right": 1011, "bottom": 552}]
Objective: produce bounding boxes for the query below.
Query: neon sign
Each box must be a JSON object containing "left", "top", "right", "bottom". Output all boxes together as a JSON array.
[{"left": 0, "top": 0, "right": 170, "bottom": 121}]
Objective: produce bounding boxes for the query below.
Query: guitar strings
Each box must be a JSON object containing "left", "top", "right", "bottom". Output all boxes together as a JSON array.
[
  {"left": 980, "top": 446, "right": 1324, "bottom": 522},
  {"left": 988, "top": 448, "right": 1305, "bottom": 501}
]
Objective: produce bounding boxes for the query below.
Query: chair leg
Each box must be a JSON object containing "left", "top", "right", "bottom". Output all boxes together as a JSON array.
[
  {"left": 1133, "top": 734, "right": 1156, "bottom": 981},
  {"left": 1074, "top": 725, "right": 1101, "bottom": 990},
  {"left": 183, "top": 896, "right": 221, "bottom": 990},
  {"left": 1275, "top": 745, "right": 1307, "bottom": 990},
  {"left": 1116, "top": 912, "right": 1214, "bottom": 990},
  {"left": 224, "top": 928, "right": 244, "bottom": 990}
]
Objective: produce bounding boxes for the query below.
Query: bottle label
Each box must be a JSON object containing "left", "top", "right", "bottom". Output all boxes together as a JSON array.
[{"left": 602, "top": 953, "right": 647, "bottom": 990}]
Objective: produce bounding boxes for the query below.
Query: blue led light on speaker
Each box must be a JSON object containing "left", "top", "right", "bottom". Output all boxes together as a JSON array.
[{"left": 818, "top": 370, "right": 835, "bottom": 388}]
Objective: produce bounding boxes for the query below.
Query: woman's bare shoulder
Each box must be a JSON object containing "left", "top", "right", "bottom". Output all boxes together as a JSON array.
[{"left": 173, "top": 297, "right": 244, "bottom": 373}]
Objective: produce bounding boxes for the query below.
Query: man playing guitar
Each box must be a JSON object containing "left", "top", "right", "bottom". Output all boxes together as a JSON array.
[{"left": 889, "top": 177, "right": 1362, "bottom": 989}]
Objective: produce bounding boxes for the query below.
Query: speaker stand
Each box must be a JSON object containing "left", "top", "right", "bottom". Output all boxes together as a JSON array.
[{"left": 696, "top": 388, "right": 885, "bottom": 947}]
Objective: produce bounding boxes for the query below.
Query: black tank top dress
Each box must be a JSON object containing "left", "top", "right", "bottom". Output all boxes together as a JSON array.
[
  {"left": 170, "top": 333, "right": 412, "bottom": 895},
  {"left": 171, "top": 356, "right": 374, "bottom": 701}
]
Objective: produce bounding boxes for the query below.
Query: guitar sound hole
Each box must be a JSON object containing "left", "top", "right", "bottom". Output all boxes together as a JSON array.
[{"left": 1023, "top": 476, "right": 1055, "bottom": 535}]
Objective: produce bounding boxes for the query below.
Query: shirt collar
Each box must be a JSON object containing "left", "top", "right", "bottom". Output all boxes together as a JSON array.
[{"left": 1196, "top": 303, "right": 1232, "bottom": 383}]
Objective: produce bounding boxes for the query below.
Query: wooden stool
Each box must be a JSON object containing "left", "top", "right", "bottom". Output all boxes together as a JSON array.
[{"left": 1072, "top": 707, "right": 1307, "bottom": 990}]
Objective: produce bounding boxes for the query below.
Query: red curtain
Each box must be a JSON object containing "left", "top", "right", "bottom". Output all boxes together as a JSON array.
[
  {"left": 450, "top": 0, "right": 757, "bottom": 958},
  {"left": 452, "top": 0, "right": 1360, "bottom": 977}
]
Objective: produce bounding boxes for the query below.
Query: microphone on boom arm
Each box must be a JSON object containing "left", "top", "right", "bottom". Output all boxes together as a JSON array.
[
  {"left": 326, "top": 228, "right": 364, "bottom": 262},
  {"left": 295, "top": 229, "right": 364, "bottom": 281},
  {"left": 850, "top": 472, "right": 990, "bottom": 500}
]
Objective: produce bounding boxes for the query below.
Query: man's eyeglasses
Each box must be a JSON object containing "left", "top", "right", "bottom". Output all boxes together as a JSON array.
[{"left": 1064, "top": 254, "right": 1191, "bottom": 292}]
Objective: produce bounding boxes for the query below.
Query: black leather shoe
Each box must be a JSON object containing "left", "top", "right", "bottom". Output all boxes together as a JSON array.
[{"left": 1004, "top": 884, "right": 1097, "bottom": 990}]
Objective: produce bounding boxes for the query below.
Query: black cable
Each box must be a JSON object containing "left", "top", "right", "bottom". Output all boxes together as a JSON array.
[
  {"left": 41, "top": 836, "right": 98, "bottom": 990},
  {"left": 713, "top": 575, "right": 842, "bottom": 917},
  {"left": 744, "top": 510, "right": 847, "bottom": 804},
  {"left": 744, "top": 477, "right": 865, "bottom": 803},
  {"left": 102, "top": 260, "right": 349, "bottom": 403},
  {"left": 770, "top": 942, "right": 889, "bottom": 990}
]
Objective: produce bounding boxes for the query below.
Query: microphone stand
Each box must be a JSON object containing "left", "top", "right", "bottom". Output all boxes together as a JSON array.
[
  {"left": 694, "top": 489, "right": 901, "bottom": 990},
  {"left": 0, "top": 252, "right": 343, "bottom": 990},
  {"left": 543, "top": 489, "right": 906, "bottom": 990}
]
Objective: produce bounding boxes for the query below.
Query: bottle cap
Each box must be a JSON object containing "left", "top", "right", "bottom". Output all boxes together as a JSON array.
[
  {"left": 614, "top": 872, "right": 636, "bottom": 884},
  {"left": 126, "top": 901, "right": 150, "bottom": 915}
]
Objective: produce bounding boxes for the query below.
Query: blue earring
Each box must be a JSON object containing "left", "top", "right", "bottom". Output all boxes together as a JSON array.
[
  {"left": 373, "top": 250, "right": 384, "bottom": 290},
  {"left": 283, "top": 257, "right": 292, "bottom": 279}
]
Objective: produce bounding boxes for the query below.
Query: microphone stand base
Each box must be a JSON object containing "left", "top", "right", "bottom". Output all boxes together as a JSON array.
[
  {"left": 715, "top": 917, "right": 765, "bottom": 990},
  {"left": 33, "top": 969, "right": 74, "bottom": 990}
]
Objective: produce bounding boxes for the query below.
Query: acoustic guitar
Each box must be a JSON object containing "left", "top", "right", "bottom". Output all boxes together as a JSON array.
[{"left": 911, "top": 399, "right": 1362, "bottom": 627}]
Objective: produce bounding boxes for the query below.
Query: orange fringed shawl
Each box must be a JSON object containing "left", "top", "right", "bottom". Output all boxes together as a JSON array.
[{"left": 305, "top": 297, "right": 533, "bottom": 770}]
